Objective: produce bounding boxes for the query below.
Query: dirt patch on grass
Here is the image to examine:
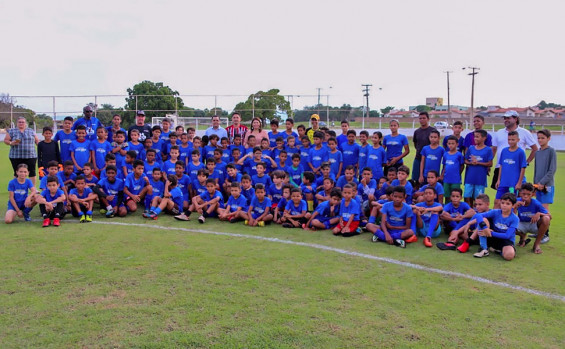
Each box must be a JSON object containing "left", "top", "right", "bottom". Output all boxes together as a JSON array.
[{"left": 85, "top": 290, "right": 127, "bottom": 304}]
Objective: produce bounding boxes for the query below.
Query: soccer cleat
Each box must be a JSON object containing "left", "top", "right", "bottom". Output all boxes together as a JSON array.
[
  {"left": 424, "top": 236, "right": 433, "bottom": 248},
  {"left": 405, "top": 235, "right": 418, "bottom": 243},
  {"left": 142, "top": 211, "right": 152, "bottom": 218},
  {"left": 457, "top": 241, "right": 470, "bottom": 253},
  {"left": 148, "top": 212, "right": 158, "bottom": 220},
  {"left": 198, "top": 215, "right": 205, "bottom": 224},
  {"left": 85, "top": 215, "right": 92, "bottom": 223},
  {"left": 541, "top": 234, "right": 550, "bottom": 244},
  {"left": 473, "top": 249, "right": 489, "bottom": 258},
  {"left": 53, "top": 218, "right": 60, "bottom": 227},
  {"left": 42, "top": 218, "right": 50, "bottom": 228},
  {"left": 23, "top": 212, "right": 31, "bottom": 222},
  {"left": 106, "top": 209, "right": 115, "bottom": 218},
  {"left": 258, "top": 221, "right": 265, "bottom": 227},
  {"left": 394, "top": 239, "right": 406, "bottom": 248},
  {"left": 436, "top": 242, "right": 456, "bottom": 251},
  {"left": 79, "top": 215, "right": 86, "bottom": 223},
  {"left": 174, "top": 213, "right": 190, "bottom": 221},
  {"left": 371, "top": 234, "right": 379, "bottom": 243}
]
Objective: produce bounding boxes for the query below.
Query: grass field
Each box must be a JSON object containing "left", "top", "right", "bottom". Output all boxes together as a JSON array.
[{"left": 1, "top": 145, "right": 564, "bottom": 348}]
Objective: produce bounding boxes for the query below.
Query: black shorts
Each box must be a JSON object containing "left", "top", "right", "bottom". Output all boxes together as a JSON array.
[
  {"left": 10, "top": 157, "right": 37, "bottom": 177},
  {"left": 490, "top": 168, "right": 499, "bottom": 190},
  {"left": 486, "top": 237, "right": 515, "bottom": 251}
]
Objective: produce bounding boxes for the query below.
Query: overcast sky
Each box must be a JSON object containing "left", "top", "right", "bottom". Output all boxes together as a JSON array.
[{"left": 1, "top": 0, "right": 564, "bottom": 115}]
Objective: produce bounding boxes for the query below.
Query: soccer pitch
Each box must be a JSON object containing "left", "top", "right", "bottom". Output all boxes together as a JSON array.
[{"left": 1, "top": 146, "right": 564, "bottom": 348}]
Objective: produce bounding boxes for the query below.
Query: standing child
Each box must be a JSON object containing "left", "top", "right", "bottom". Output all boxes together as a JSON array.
[
  {"left": 162, "top": 133, "right": 178, "bottom": 161},
  {"left": 534, "top": 129, "right": 556, "bottom": 212},
  {"left": 340, "top": 130, "right": 360, "bottom": 176},
  {"left": 68, "top": 175, "right": 97, "bottom": 222},
  {"left": 268, "top": 119, "right": 286, "bottom": 148},
  {"left": 163, "top": 146, "right": 180, "bottom": 176},
  {"left": 441, "top": 136, "right": 465, "bottom": 203},
  {"left": 287, "top": 154, "right": 304, "bottom": 188},
  {"left": 143, "top": 149, "right": 160, "bottom": 177},
  {"left": 89, "top": 127, "right": 112, "bottom": 176},
  {"left": 149, "top": 126, "right": 164, "bottom": 163},
  {"left": 443, "top": 120, "right": 465, "bottom": 153},
  {"left": 70, "top": 125, "right": 91, "bottom": 173},
  {"left": 383, "top": 119, "right": 410, "bottom": 171},
  {"left": 336, "top": 120, "right": 349, "bottom": 150},
  {"left": 299, "top": 136, "right": 311, "bottom": 172},
  {"left": 37, "top": 126, "right": 61, "bottom": 177},
  {"left": 283, "top": 118, "right": 299, "bottom": 141},
  {"left": 37, "top": 176, "right": 66, "bottom": 227},
  {"left": 464, "top": 129, "right": 493, "bottom": 207},
  {"left": 358, "top": 130, "right": 370, "bottom": 177},
  {"left": 366, "top": 131, "right": 386, "bottom": 180},
  {"left": 54, "top": 116, "right": 76, "bottom": 163},
  {"left": 105, "top": 114, "right": 126, "bottom": 143},
  {"left": 332, "top": 184, "right": 361, "bottom": 236},
  {"left": 495, "top": 131, "right": 526, "bottom": 209},
  {"left": 419, "top": 129, "right": 444, "bottom": 184},
  {"left": 281, "top": 188, "right": 310, "bottom": 228},
  {"left": 218, "top": 182, "right": 249, "bottom": 223},
  {"left": 179, "top": 133, "right": 192, "bottom": 165},
  {"left": 285, "top": 135, "right": 300, "bottom": 157},
  {"left": 127, "top": 129, "right": 144, "bottom": 160},
  {"left": 5, "top": 164, "right": 35, "bottom": 223},
  {"left": 327, "top": 137, "right": 343, "bottom": 178}
]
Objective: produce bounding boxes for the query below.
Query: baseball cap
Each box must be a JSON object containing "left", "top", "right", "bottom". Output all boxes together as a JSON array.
[
  {"left": 503, "top": 110, "right": 518, "bottom": 118},
  {"left": 136, "top": 110, "right": 145, "bottom": 116},
  {"left": 310, "top": 114, "right": 320, "bottom": 121},
  {"left": 83, "top": 105, "right": 93, "bottom": 113}
]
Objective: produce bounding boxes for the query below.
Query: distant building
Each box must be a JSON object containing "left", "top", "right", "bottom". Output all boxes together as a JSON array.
[
  {"left": 435, "top": 105, "right": 468, "bottom": 111},
  {"left": 426, "top": 97, "right": 443, "bottom": 108}
]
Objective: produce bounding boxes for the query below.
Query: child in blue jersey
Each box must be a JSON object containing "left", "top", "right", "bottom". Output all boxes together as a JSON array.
[
  {"left": 336, "top": 165, "right": 359, "bottom": 189},
  {"left": 441, "top": 136, "right": 464, "bottom": 204},
  {"left": 273, "top": 184, "right": 292, "bottom": 224},
  {"left": 275, "top": 150, "right": 290, "bottom": 174},
  {"left": 285, "top": 135, "right": 300, "bottom": 157},
  {"left": 174, "top": 161, "right": 191, "bottom": 211},
  {"left": 514, "top": 183, "right": 551, "bottom": 254},
  {"left": 367, "top": 186, "right": 415, "bottom": 248},
  {"left": 68, "top": 175, "right": 97, "bottom": 222},
  {"left": 272, "top": 137, "right": 286, "bottom": 163},
  {"left": 341, "top": 130, "right": 361, "bottom": 176},
  {"left": 58, "top": 162, "right": 77, "bottom": 213},
  {"left": 159, "top": 118, "right": 172, "bottom": 143},
  {"left": 268, "top": 170, "right": 285, "bottom": 209},
  {"left": 38, "top": 161, "right": 65, "bottom": 193},
  {"left": 230, "top": 134, "right": 245, "bottom": 156},
  {"left": 89, "top": 127, "right": 112, "bottom": 176},
  {"left": 336, "top": 120, "right": 349, "bottom": 150},
  {"left": 144, "top": 175, "right": 183, "bottom": 219},
  {"left": 54, "top": 116, "right": 76, "bottom": 163},
  {"left": 81, "top": 163, "right": 99, "bottom": 187},
  {"left": 98, "top": 153, "right": 116, "bottom": 180},
  {"left": 414, "top": 170, "right": 444, "bottom": 204},
  {"left": 143, "top": 149, "right": 160, "bottom": 177},
  {"left": 287, "top": 154, "right": 304, "bottom": 188},
  {"left": 149, "top": 126, "right": 165, "bottom": 163},
  {"left": 244, "top": 135, "right": 257, "bottom": 156},
  {"left": 283, "top": 119, "right": 299, "bottom": 143},
  {"left": 383, "top": 119, "right": 409, "bottom": 170},
  {"left": 390, "top": 165, "right": 413, "bottom": 205},
  {"left": 308, "top": 131, "right": 329, "bottom": 176},
  {"left": 218, "top": 182, "right": 249, "bottom": 223},
  {"left": 163, "top": 146, "right": 180, "bottom": 176},
  {"left": 442, "top": 121, "right": 465, "bottom": 153},
  {"left": 411, "top": 187, "right": 443, "bottom": 247},
  {"left": 124, "top": 160, "right": 151, "bottom": 213},
  {"left": 495, "top": 131, "right": 527, "bottom": 208},
  {"left": 111, "top": 130, "right": 128, "bottom": 172},
  {"left": 223, "top": 163, "right": 243, "bottom": 194},
  {"left": 145, "top": 168, "right": 165, "bottom": 210},
  {"left": 187, "top": 150, "right": 204, "bottom": 178},
  {"left": 219, "top": 137, "right": 231, "bottom": 164},
  {"left": 178, "top": 133, "right": 193, "bottom": 165},
  {"left": 300, "top": 171, "right": 316, "bottom": 211},
  {"left": 437, "top": 188, "right": 474, "bottom": 250},
  {"left": 213, "top": 149, "right": 228, "bottom": 184},
  {"left": 281, "top": 187, "right": 310, "bottom": 228},
  {"left": 122, "top": 151, "right": 137, "bottom": 179},
  {"left": 70, "top": 125, "right": 91, "bottom": 173},
  {"left": 314, "top": 163, "right": 336, "bottom": 188},
  {"left": 127, "top": 129, "right": 144, "bottom": 160},
  {"left": 460, "top": 193, "right": 519, "bottom": 260},
  {"left": 358, "top": 167, "right": 377, "bottom": 220},
  {"left": 332, "top": 184, "right": 361, "bottom": 236},
  {"left": 37, "top": 176, "right": 67, "bottom": 227},
  {"left": 246, "top": 183, "right": 273, "bottom": 226},
  {"left": 315, "top": 177, "right": 336, "bottom": 205},
  {"left": 203, "top": 134, "right": 219, "bottom": 161},
  {"left": 419, "top": 129, "right": 444, "bottom": 184},
  {"left": 240, "top": 174, "right": 256, "bottom": 206},
  {"left": 304, "top": 189, "right": 342, "bottom": 231},
  {"left": 326, "top": 137, "right": 343, "bottom": 178},
  {"left": 5, "top": 164, "right": 35, "bottom": 223},
  {"left": 299, "top": 136, "right": 312, "bottom": 171},
  {"left": 230, "top": 148, "right": 243, "bottom": 173},
  {"left": 268, "top": 119, "right": 286, "bottom": 148},
  {"left": 251, "top": 162, "right": 272, "bottom": 188},
  {"left": 238, "top": 147, "right": 263, "bottom": 177},
  {"left": 358, "top": 131, "right": 370, "bottom": 176},
  {"left": 162, "top": 133, "right": 178, "bottom": 161},
  {"left": 366, "top": 132, "right": 386, "bottom": 180},
  {"left": 97, "top": 165, "right": 127, "bottom": 218},
  {"left": 191, "top": 178, "right": 224, "bottom": 224},
  {"left": 464, "top": 129, "right": 493, "bottom": 207}
]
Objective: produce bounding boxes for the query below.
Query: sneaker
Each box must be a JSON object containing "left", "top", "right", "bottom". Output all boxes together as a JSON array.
[
  {"left": 142, "top": 211, "right": 153, "bottom": 218},
  {"left": 106, "top": 209, "right": 115, "bottom": 218},
  {"left": 85, "top": 215, "right": 92, "bottom": 223},
  {"left": 394, "top": 239, "right": 406, "bottom": 248},
  {"left": 424, "top": 236, "right": 433, "bottom": 248},
  {"left": 42, "top": 218, "right": 50, "bottom": 228},
  {"left": 53, "top": 218, "right": 60, "bottom": 227},
  {"left": 174, "top": 213, "right": 190, "bottom": 221},
  {"left": 282, "top": 223, "right": 293, "bottom": 228},
  {"left": 79, "top": 215, "right": 86, "bottom": 223},
  {"left": 198, "top": 215, "right": 205, "bottom": 224},
  {"left": 148, "top": 212, "right": 158, "bottom": 220},
  {"left": 23, "top": 212, "right": 31, "bottom": 222},
  {"left": 473, "top": 249, "right": 489, "bottom": 258},
  {"left": 457, "top": 241, "right": 470, "bottom": 253},
  {"left": 436, "top": 242, "right": 456, "bottom": 251},
  {"left": 404, "top": 235, "right": 418, "bottom": 243},
  {"left": 258, "top": 221, "right": 265, "bottom": 227},
  {"left": 371, "top": 234, "right": 379, "bottom": 243},
  {"left": 541, "top": 234, "right": 550, "bottom": 244}
]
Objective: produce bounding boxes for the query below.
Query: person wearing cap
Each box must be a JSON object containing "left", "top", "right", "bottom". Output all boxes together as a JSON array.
[
  {"left": 306, "top": 114, "right": 321, "bottom": 144},
  {"left": 72, "top": 105, "right": 103, "bottom": 141},
  {"left": 205, "top": 115, "right": 228, "bottom": 140},
  {"left": 128, "top": 110, "right": 152, "bottom": 142},
  {"left": 491, "top": 110, "right": 538, "bottom": 190}
]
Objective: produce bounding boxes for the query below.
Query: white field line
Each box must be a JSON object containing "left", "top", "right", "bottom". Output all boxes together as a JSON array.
[{"left": 91, "top": 221, "right": 565, "bottom": 303}]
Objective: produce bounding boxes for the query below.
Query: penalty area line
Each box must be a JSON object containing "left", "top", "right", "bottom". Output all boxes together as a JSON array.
[{"left": 92, "top": 221, "right": 565, "bottom": 303}]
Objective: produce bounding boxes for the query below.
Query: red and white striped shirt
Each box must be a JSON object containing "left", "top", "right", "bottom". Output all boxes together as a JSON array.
[{"left": 226, "top": 124, "right": 249, "bottom": 144}]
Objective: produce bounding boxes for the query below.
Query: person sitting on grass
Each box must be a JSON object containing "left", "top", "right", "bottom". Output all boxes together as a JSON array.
[
  {"left": 332, "top": 183, "right": 361, "bottom": 237},
  {"left": 144, "top": 168, "right": 165, "bottom": 212},
  {"left": 218, "top": 182, "right": 249, "bottom": 223},
  {"left": 436, "top": 188, "right": 475, "bottom": 250},
  {"left": 246, "top": 183, "right": 273, "bottom": 227},
  {"left": 457, "top": 193, "right": 519, "bottom": 260},
  {"left": 390, "top": 165, "right": 413, "bottom": 204},
  {"left": 97, "top": 165, "right": 127, "bottom": 218},
  {"left": 414, "top": 170, "right": 444, "bottom": 204},
  {"left": 68, "top": 175, "right": 97, "bottom": 223},
  {"left": 304, "top": 189, "right": 341, "bottom": 231},
  {"left": 366, "top": 186, "right": 415, "bottom": 248},
  {"left": 514, "top": 183, "right": 551, "bottom": 254},
  {"left": 37, "top": 175, "right": 66, "bottom": 228},
  {"left": 123, "top": 160, "right": 151, "bottom": 214},
  {"left": 5, "top": 163, "right": 35, "bottom": 224},
  {"left": 191, "top": 178, "right": 224, "bottom": 224},
  {"left": 281, "top": 187, "right": 310, "bottom": 228},
  {"left": 411, "top": 186, "right": 443, "bottom": 247},
  {"left": 273, "top": 185, "right": 291, "bottom": 224},
  {"left": 367, "top": 185, "right": 394, "bottom": 226},
  {"left": 144, "top": 175, "right": 183, "bottom": 220}
]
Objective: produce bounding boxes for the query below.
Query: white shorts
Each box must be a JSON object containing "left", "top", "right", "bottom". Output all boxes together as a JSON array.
[{"left": 518, "top": 221, "right": 538, "bottom": 234}]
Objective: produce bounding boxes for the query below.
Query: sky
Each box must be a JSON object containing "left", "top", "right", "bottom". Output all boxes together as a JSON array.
[{"left": 1, "top": 0, "right": 564, "bottom": 116}]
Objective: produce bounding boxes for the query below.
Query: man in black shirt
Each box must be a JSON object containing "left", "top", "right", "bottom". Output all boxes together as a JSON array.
[
  {"left": 412, "top": 111, "right": 436, "bottom": 183},
  {"left": 128, "top": 110, "right": 152, "bottom": 142}
]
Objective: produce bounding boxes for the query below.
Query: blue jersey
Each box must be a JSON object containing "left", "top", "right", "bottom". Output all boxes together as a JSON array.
[
  {"left": 285, "top": 145, "right": 300, "bottom": 157},
  {"left": 89, "top": 140, "right": 112, "bottom": 170},
  {"left": 8, "top": 178, "right": 33, "bottom": 204},
  {"left": 200, "top": 190, "right": 224, "bottom": 207},
  {"left": 124, "top": 173, "right": 147, "bottom": 196},
  {"left": 191, "top": 180, "right": 207, "bottom": 197},
  {"left": 383, "top": 134, "right": 408, "bottom": 163},
  {"left": 162, "top": 160, "right": 178, "bottom": 176},
  {"left": 40, "top": 174, "right": 64, "bottom": 190},
  {"left": 443, "top": 201, "right": 471, "bottom": 218},
  {"left": 498, "top": 147, "right": 527, "bottom": 188},
  {"left": 315, "top": 174, "right": 336, "bottom": 188},
  {"left": 421, "top": 145, "right": 445, "bottom": 178},
  {"left": 230, "top": 145, "right": 246, "bottom": 157},
  {"left": 465, "top": 145, "right": 493, "bottom": 186},
  {"left": 187, "top": 161, "right": 205, "bottom": 178},
  {"left": 41, "top": 188, "right": 65, "bottom": 202},
  {"left": 340, "top": 198, "right": 361, "bottom": 222},
  {"left": 72, "top": 117, "right": 102, "bottom": 141},
  {"left": 127, "top": 142, "right": 145, "bottom": 160},
  {"left": 252, "top": 174, "right": 272, "bottom": 188},
  {"left": 225, "top": 172, "right": 243, "bottom": 185},
  {"left": 169, "top": 187, "right": 184, "bottom": 209},
  {"left": 69, "top": 187, "right": 93, "bottom": 200},
  {"left": 414, "top": 201, "right": 443, "bottom": 224},
  {"left": 70, "top": 140, "right": 91, "bottom": 168},
  {"left": 219, "top": 148, "right": 231, "bottom": 164},
  {"left": 113, "top": 143, "right": 128, "bottom": 171},
  {"left": 150, "top": 138, "right": 165, "bottom": 162},
  {"left": 481, "top": 209, "right": 519, "bottom": 242},
  {"left": 105, "top": 126, "right": 127, "bottom": 143},
  {"left": 358, "top": 144, "right": 370, "bottom": 171},
  {"left": 203, "top": 145, "right": 217, "bottom": 161},
  {"left": 314, "top": 200, "right": 337, "bottom": 219},
  {"left": 83, "top": 174, "right": 99, "bottom": 186},
  {"left": 300, "top": 183, "right": 316, "bottom": 196},
  {"left": 214, "top": 162, "right": 227, "bottom": 183},
  {"left": 268, "top": 184, "right": 284, "bottom": 205},
  {"left": 243, "top": 158, "right": 261, "bottom": 177},
  {"left": 336, "top": 134, "right": 348, "bottom": 150},
  {"left": 272, "top": 148, "right": 285, "bottom": 164},
  {"left": 250, "top": 196, "right": 272, "bottom": 216},
  {"left": 268, "top": 131, "right": 286, "bottom": 148},
  {"left": 144, "top": 161, "right": 161, "bottom": 177},
  {"left": 516, "top": 198, "right": 548, "bottom": 223},
  {"left": 176, "top": 174, "right": 191, "bottom": 201},
  {"left": 57, "top": 171, "right": 76, "bottom": 186},
  {"left": 391, "top": 179, "right": 413, "bottom": 204},
  {"left": 287, "top": 165, "right": 304, "bottom": 187},
  {"left": 308, "top": 146, "right": 329, "bottom": 170},
  {"left": 285, "top": 199, "right": 307, "bottom": 216},
  {"left": 54, "top": 130, "right": 76, "bottom": 163},
  {"left": 299, "top": 145, "right": 311, "bottom": 170},
  {"left": 418, "top": 182, "right": 444, "bottom": 202},
  {"left": 148, "top": 179, "right": 165, "bottom": 198},
  {"left": 227, "top": 195, "right": 248, "bottom": 212},
  {"left": 328, "top": 150, "right": 343, "bottom": 176},
  {"left": 341, "top": 142, "right": 360, "bottom": 169},
  {"left": 336, "top": 176, "right": 358, "bottom": 189},
  {"left": 241, "top": 186, "right": 256, "bottom": 206},
  {"left": 366, "top": 146, "right": 386, "bottom": 179},
  {"left": 442, "top": 151, "right": 464, "bottom": 185},
  {"left": 443, "top": 135, "right": 465, "bottom": 153},
  {"left": 178, "top": 144, "right": 193, "bottom": 164},
  {"left": 357, "top": 179, "right": 377, "bottom": 202},
  {"left": 208, "top": 168, "right": 223, "bottom": 184},
  {"left": 160, "top": 131, "right": 171, "bottom": 143},
  {"left": 381, "top": 201, "right": 413, "bottom": 228}
]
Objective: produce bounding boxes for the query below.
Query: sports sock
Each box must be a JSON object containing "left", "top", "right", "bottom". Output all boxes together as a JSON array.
[
  {"left": 427, "top": 214, "right": 439, "bottom": 238},
  {"left": 153, "top": 207, "right": 162, "bottom": 215},
  {"left": 368, "top": 216, "right": 376, "bottom": 224},
  {"left": 86, "top": 210, "right": 92, "bottom": 215}
]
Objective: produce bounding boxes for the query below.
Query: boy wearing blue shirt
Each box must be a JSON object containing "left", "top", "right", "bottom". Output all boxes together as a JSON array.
[
  {"left": 411, "top": 187, "right": 443, "bottom": 247},
  {"left": 327, "top": 138, "right": 343, "bottom": 178},
  {"left": 178, "top": 133, "right": 193, "bottom": 165},
  {"left": 97, "top": 165, "right": 127, "bottom": 218},
  {"left": 37, "top": 176, "right": 66, "bottom": 227},
  {"left": 367, "top": 186, "right": 415, "bottom": 248},
  {"left": 514, "top": 183, "right": 550, "bottom": 254},
  {"left": 251, "top": 162, "right": 272, "bottom": 188},
  {"left": 238, "top": 147, "right": 265, "bottom": 177},
  {"left": 268, "top": 120, "right": 286, "bottom": 148},
  {"left": 287, "top": 154, "right": 304, "bottom": 188},
  {"left": 240, "top": 175, "right": 255, "bottom": 206},
  {"left": 163, "top": 146, "right": 181, "bottom": 176},
  {"left": 162, "top": 133, "right": 178, "bottom": 161},
  {"left": 383, "top": 119, "right": 409, "bottom": 169},
  {"left": 203, "top": 134, "right": 219, "bottom": 161},
  {"left": 122, "top": 151, "right": 137, "bottom": 179},
  {"left": 415, "top": 171, "right": 444, "bottom": 204},
  {"left": 127, "top": 129, "right": 144, "bottom": 160},
  {"left": 336, "top": 120, "right": 349, "bottom": 150},
  {"left": 285, "top": 136, "right": 300, "bottom": 157},
  {"left": 143, "top": 150, "right": 161, "bottom": 177},
  {"left": 145, "top": 167, "right": 165, "bottom": 211},
  {"left": 437, "top": 188, "right": 474, "bottom": 250},
  {"left": 5, "top": 164, "right": 35, "bottom": 223},
  {"left": 442, "top": 120, "right": 465, "bottom": 153},
  {"left": 299, "top": 136, "right": 312, "bottom": 171},
  {"left": 314, "top": 163, "right": 336, "bottom": 188},
  {"left": 441, "top": 136, "right": 464, "bottom": 203},
  {"left": 333, "top": 184, "right": 361, "bottom": 236},
  {"left": 223, "top": 163, "right": 243, "bottom": 194},
  {"left": 174, "top": 161, "right": 191, "bottom": 211},
  {"left": 89, "top": 127, "right": 112, "bottom": 175},
  {"left": 70, "top": 125, "right": 91, "bottom": 173},
  {"left": 281, "top": 187, "right": 310, "bottom": 228},
  {"left": 268, "top": 170, "right": 285, "bottom": 209},
  {"left": 390, "top": 165, "right": 413, "bottom": 205},
  {"left": 218, "top": 182, "right": 249, "bottom": 223},
  {"left": 336, "top": 166, "right": 359, "bottom": 190},
  {"left": 124, "top": 160, "right": 151, "bottom": 214},
  {"left": 246, "top": 183, "right": 273, "bottom": 226},
  {"left": 300, "top": 172, "right": 316, "bottom": 211},
  {"left": 191, "top": 178, "right": 224, "bottom": 223},
  {"left": 358, "top": 167, "right": 377, "bottom": 219},
  {"left": 464, "top": 129, "right": 493, "bottom": 207},
  {"left": 495, "top": 130, "right": 527, "bottom": 208},
  {"left": 187, "top": 150, "right": 205, "bottom": 178},
  {"left": 111, "top": 130, "right": 128, "bottom": 172},
  {"left": 358, "top": 131, "right": 370, "bottom": 176},
  {"left": 273, "top": 185, "right": 291, "bottom": 224},
  {"left": 54, "top": 116, "right": 76, "bottom": 163},
  {"left": 419, "top": 129, "right": 444, "bottom": 184},
  {"left": 68, "top": 175, "right": 97, "bottom": 222},
  {"left": 144, "top": 175, "right": 183, "bottom": 220},
  {"left": 341, "top": 130, "right": 361, "bottom": 175},
  {"left": 367, "top": 132, "right": 386, "bottom": 180},
  {"left": 304, "top": 189, "right": 342, "bottom": 231}
]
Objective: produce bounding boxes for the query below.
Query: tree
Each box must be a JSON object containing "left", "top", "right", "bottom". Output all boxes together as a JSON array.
[
  {"left": 380, "top": 106, "right": 395, "bottom": 116},
  {"left": 414, "top": 105, "right": 431, "bottom": 113},
  {"left": 233, "top": 89, "right": 291, "bottom": 122},
  {"left": 96, "top": 103, "right": 123, "bottom": 125},
  {"left": 124, "top": 81, "right": 184, "bottom": 126}
]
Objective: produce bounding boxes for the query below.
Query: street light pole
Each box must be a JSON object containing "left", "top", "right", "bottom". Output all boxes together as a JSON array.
[
  {"left": 463, "top": 66, "right": 480, "bottom": 128},
  {"left": 362, "top": 84, "right": 372, "bottom": 129},
  {"left": 444, "top": 71, "right": 453, "bottom": 124}
]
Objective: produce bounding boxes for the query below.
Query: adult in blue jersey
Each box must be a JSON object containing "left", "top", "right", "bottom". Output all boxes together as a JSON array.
[{"left": 73, "top": 105, "right": 103, "bottom": 141}]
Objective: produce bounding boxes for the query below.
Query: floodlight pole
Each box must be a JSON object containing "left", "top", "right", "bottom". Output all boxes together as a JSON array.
[
  {"left": 362, "top": 84, "right": 372, "bottom": 129},
  {"left": 444, "top": 71, "right": 453, "bottom": 124},
  {"left": 463, "top": 66, "right": 480, "bottom": 128}
]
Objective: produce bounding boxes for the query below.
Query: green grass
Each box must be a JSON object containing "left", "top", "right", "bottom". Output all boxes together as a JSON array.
[{"left": 1, "top": 146, "right": 564, "bottom": 348}]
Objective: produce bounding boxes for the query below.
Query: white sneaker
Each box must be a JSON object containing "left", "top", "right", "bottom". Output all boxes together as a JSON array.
[{"left": 473, "top": 249, "right": 490, "bottom": 258}]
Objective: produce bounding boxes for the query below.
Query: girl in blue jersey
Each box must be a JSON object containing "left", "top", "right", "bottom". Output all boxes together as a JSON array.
[
  {"left": 383, "top": 119, "right": 410, "bottom": 170},
  {"left": 367, "top": 132, "right": 386, "bottom": 180},
  {"left": 5, "top": 164, "right": 35, "bottom": 223},
  {"left": 70, "top": 126, "right": 91, "bottom": 173}
]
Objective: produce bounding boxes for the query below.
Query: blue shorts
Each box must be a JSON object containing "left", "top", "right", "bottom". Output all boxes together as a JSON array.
[
  {"left": 374, "top": 229, "right": 403, "bottom": 241},
  {"left": 7, "top": 201, "right": 25, "bottom": 211},
  {"left": 495, "top": 187, "right": 514, "bottom": 200},
  {"left": 464, "top": 184, "right": 485, "bottom": 198},
  {"left": 447, "top": 218, "right": 470, "bottom": 230},
  {"left": 536, "top": 187, "right": 554, "bottom": 204},
  {"left": 415, "top": 222, "right": 442, "bottom": 238}
]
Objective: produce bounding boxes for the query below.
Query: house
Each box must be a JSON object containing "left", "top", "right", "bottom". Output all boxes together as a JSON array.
[
  {"left": 385, "top": 110, "right": 419, "bottom": 118},
  {"left": 486, "top": 107, "right": 535, "bottom": 118}
]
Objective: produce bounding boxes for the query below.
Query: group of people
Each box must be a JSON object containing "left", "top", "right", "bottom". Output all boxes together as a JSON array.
[{"left": 4, "top": 107, "right": 556, "bottom": 258}]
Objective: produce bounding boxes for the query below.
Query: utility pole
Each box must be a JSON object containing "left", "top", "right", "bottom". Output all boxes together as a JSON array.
[
  {"left": 463, "top": 67, "right": 480, "bottom": 128},
  {"left": 444, "top": 71, "right": 453, "bottom": 124},
  {"left": 316, "top": 87, "right": 322, "bottom": 115},
  {"left": 362, "top": 84, "right": 372, "bottom": 129}
]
